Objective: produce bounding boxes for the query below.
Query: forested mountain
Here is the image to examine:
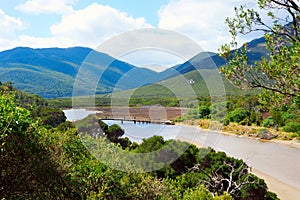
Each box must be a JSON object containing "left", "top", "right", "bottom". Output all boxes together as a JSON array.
[
  {"left": 0, "top": 47, "right": 159, "bottom": 98},
  {"left": 0, "top": 36, "right": 268, "bottom": 98},
  {"left": 165, "top": 37, "right": 267, "bottom": 76}
]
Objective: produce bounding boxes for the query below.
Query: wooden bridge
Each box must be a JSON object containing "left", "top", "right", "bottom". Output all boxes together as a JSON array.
[
  {"left": 95, "top": 107, "right": 186, "bottom": 125},
  {"left": 99, "top": 117, "right": 175, "bottom": 125}
]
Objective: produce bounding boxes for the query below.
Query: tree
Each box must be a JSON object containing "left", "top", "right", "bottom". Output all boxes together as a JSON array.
[
  {"left": 190, "top": 149, "right": 278, "bottom": 199},
  {"left": 198, "top": 105, "right": 211, "bottom": 119},
  {"left": 225, "top": 107, "right": 250, "bottom": 125},
  {"left": 106, "top": 124, "right": 125, "bottom": 143},
  {"left": 38, "top": 107, "right": 67, "bottom": 127},
  {"left": 219, "top": 0, "right": 300, "bottom": 106},
  {"left": 0, "top": 92, "right": 79, "bottom": 199}
]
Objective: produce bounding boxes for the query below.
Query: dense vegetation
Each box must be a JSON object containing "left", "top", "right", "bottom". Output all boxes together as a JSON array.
[
  {"left": 0, "top": 47, "right": 166, "bottom": 98},
  {"left": 0, "top": 38, "right": 267, "bottom": 99},
  {"left": 0, "top": 83, "right": 278, "bottom": 199},
  {"left": 216, "top": 0, "right": 300, "bottom": 139},
  {"left": 1, "top": 1, "right": 299, "bottom": 198},
  {"left": 177, "top": 95, "right": 300, "bottom": 139},
  {"left": 220, "top": 0, "right": 299, "bottom": 116},
  {"left": 49, "top": 87, "right": 300, "bottom": 139}
]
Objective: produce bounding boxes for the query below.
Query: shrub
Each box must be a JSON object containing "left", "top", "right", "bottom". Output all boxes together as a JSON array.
[
  {"left": 198, "top": 105, "right": 210, "bottom": 119},
  {"left": 226, "top": 107, "right": 250, "bottom": 124},
  {"left": 106, "top": 124, "right": 125, "bottom": 143},
  {"left": 38, "top": 107, "right": 67, "bottom": 127},
  {"left": 262, "top": 117, "right": 275, "bottom": 128},
  {"left": 282, "top": 113, "right": 298, "bottom": 123},
  {"left": 283, "top": 122, "right": 300, "bottom": 134},
  {"left": 249, "top": 111, "right": 263, "bottom": 126},
  {"left": 198, "top": 119, "right": 211, "bottom": 129}
]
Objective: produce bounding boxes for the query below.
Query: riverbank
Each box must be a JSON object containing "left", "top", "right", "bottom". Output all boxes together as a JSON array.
[
  {"left": 63, "top": 109, "right": 300, "bottom": 199},
  {"left": 252, "top": 168, "right": 300, "bottom": 200},
  {"left": 178, "top": 119, "right": 300, "bottom": 149},
  {"left": 176, "top": 122, "right": 300, "bottom": 200},
  {"left": 221, "top": 128, "right": 300, "bottom": 149}
]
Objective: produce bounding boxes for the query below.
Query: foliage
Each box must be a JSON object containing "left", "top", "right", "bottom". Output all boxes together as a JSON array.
[
  {"left": 225, "top": 107, "right": 250, "bottom": 125},
  {"left": 219, "top": 0, "right": 300, "bottom": 107},
  {"left": 262, "top": 117, "right": 275, "bottom": 128},
  {"left": 0, "top": 91, "right": 78, "bottom": 199},
  {"left": 181, "top": 94, "right": 300, "bottom": 136},
  {"left": 135, "top": 135, "right": 166, "bottom": 153},
  {"left": 283, "top": 122, "right": 300, "bottom": 134},
  {"left": 182, "top": 185, "right": 232, "bottom": 200},
  {"left": 37, "top": 106, "right": 67, "bottom": 127},
  {"left": 0, "top": 82, "right": 67, "bottom": 128},
  {"left": 106, "top": 124, "right": 125, "bottom": 142},
  {"left": 199, "top": 105, "right": 211, "bottom": 118},
  {"left": 0, "top": 86, "right": 279, "bottom": 199},
  {"left": 193, "top": 149, "right": 278, "bottom": 199},
  {"left": 104, "top": 124, "right": 134, "bottom": 149}
]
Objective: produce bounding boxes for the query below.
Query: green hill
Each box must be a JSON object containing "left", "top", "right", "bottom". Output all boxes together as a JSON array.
[
  {"left": 101, "top": 69, "right": 259, "bottom": 108},
  {"left": 0, "top": 36, "right": 267, "bottom": 98},
  {"left": 0, "top": 47, "right": 160, "bottom": 98}
]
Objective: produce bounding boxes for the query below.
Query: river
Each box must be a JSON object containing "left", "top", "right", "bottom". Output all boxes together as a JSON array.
[{"left": 63, "top": 109, "right": 300, "bottom": 193}]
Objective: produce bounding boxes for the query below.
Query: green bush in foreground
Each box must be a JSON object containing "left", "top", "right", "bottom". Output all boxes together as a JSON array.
[
  {"left": 0, "top": 87, "right": 278, "bottom": 199},
  {"left": 283, "top": 122, "right": 300, "bottom": 135}
]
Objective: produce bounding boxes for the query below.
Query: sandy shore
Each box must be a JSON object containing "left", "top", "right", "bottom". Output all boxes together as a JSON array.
[
  {"left": 181, "top": 121, "right": 300, "bottom": 149},
  {"left": 252, "top": 168, "right": 300, "bottom": 200},
  {"left": 179, "top": 135, "right": 300, "bottom": 199},
  {"left": 70, "top": 109, "right": 300, "bottom": 199},
  {"left": 221, "top": 130, "right": 300, "bottom": 149},
  {"left": 205, "top": 125, "right": 300, "bottom": 200},
  {"left": 177, "top": 123, "right": 300, "bottom": 200},
  {"left": 268, "top": 138, "right": 300, "bottom": 149}
]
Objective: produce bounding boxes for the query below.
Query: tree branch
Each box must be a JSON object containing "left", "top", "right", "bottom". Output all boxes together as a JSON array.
[
  {"left": 252, "top": 84, "right": 297, "bottom": 96},
  {"left": 287, "top": 7, "right": 300, "bottom": 39},
  {"left": 286, "top": 0, "right": 300, "bottom": 12},
  {"left": 270, "top": 0, "right": 300, "bottom": 12}
]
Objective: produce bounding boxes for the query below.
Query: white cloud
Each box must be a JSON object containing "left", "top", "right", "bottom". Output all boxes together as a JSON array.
[
  {"left": 0, "top": 9, "right": 25, "bottom": 39},
  {"left": 158, "top": 0, "right": 259, "bottom": 52},
  {"left": 18, "top": 35, "right": 74, "bottom": 48},
  {"left": 50, "top": 3, "right": 152, "bottom": 48},
  {"left": 15, "top": 0, "right": 77, "bottom": 15},
  {"left": 0, "top": 3, "right": 152, "bottom": 51},
  {"left": 97, "top": 29, "right": 203, "bottom": 71},
  {"left": 0, "top": 9, "right": 26, "bottom": 50},
  {"left": 3, "top": 0, "right": 282, "bottom": 56}
]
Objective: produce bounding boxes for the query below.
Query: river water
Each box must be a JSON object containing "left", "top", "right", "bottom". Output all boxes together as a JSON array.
[{"left": 63, "top": 109, "right": 300, "bottom": 190}]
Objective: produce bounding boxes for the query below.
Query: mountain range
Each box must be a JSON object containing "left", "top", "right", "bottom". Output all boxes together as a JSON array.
[{"left": 0, "top": 36, "right": 267, "bottom": 98}]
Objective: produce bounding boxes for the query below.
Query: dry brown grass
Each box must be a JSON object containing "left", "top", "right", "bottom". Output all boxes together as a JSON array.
[{"left": 193, "top": 119, "right": 299, "bottom": 141}]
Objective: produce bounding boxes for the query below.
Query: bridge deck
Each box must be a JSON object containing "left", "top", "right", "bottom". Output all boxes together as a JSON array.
[{"left": 100, "top": 118, "right": 175, "bottom": 125}]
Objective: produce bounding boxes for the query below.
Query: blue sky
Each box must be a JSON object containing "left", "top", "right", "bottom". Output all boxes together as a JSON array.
[{"left": 0, "top": 0, "right": 265, "bottom": 56}]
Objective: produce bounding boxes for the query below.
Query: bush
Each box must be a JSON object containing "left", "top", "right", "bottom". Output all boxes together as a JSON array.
[
  {"left": 249, "top": 111, "right": 263, "bottom": 126},
  {"left": 262, "top": 117, "right": 275, "bottom": 128},
  {"left": 283, "top": 122, "right": 300, "bottom": 134},
  {"left": 226, "top": 107, "right": 250, "bottom": 124},
  {"left": 37, "top": 107, "right": 67, "bottom": 127},
  {"left": 106, "top": 124, "right": 125, "bottom": 143},
  {"left": 282, "top": 113, "right": 298, "bottom": 123},
  {"left": 198, "top": 105, "right": 210, "bottom": 119},
  {"left": 270, "top": 110, "right": 284, "bottom": 127}
]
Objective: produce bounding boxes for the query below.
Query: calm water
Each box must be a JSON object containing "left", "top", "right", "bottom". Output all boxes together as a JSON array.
[
  {"left": 64, "top": 109, "right": 300, "bottom": 190},
  {"left": 63, "top": 109, "right": 99, "bottom": 121}
]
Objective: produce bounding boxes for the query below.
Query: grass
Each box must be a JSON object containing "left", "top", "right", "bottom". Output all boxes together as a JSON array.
[{"left": 182, "top": 119, "right": 300, "bottom": 141}]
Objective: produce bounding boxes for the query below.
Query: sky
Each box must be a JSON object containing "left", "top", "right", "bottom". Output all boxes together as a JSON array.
[{"left": 0, "top": 0, "right": 266, "bottom": 69}]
